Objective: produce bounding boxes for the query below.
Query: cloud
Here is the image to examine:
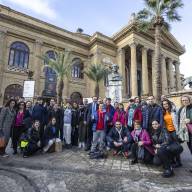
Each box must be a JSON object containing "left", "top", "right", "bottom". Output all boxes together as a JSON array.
[{"left": 4, "top": 0, "right": 57, "bottom": 19}]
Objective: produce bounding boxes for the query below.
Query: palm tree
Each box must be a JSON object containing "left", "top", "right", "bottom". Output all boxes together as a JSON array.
[
  {"left": 84, "top": 63, "right": 108, "bottom": 97},
  {"left": 40, "top": 49, "right": 73, "bottom": 106},
  {"left": 136, "top": 0, "right": 183, "bottom": 103}
]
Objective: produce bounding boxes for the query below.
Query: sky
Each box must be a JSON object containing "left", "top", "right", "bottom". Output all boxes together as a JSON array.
[{"left": 0, "top": 0, "right": 191, "bottom": 77}]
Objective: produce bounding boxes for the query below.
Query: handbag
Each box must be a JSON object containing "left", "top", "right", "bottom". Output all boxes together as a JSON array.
[
  {"left": 55, "top": 141, "right": 62, "bottom": 152},
  {"left": 166, "top": 142, "right": 183, "bottom": 155},
  {"left": 186, "top": 123, "right": 192, "bottom": 134},
  {"left": 137, "top": 146, "right": 145, "bottom": 160},
  {"left": 0, "top": 130, "right": 5, "bottom": 148}
]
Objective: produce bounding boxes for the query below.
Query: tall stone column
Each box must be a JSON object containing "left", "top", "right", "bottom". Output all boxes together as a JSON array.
[
  {"left": 0, "top": 29, "right": 7, "bottom": 105},
  {"left": 117, "top": 48, "right": 126, "bottom": 98},
  {"left": 33, "top": 40, "right": 43, "bottom": 97},
  {"left": 161, "top": 55, "right": 168, "bottom": 95},
  {"left": 175, "top": 61, "right": 182, "bottom": 91},
  {"left": 141, "top": 47, "right": 149, "bottom": 96},
  {"left": 130, "top": 43, "right": 138, "bottom": 96},
  {"left": 168, "top": 58, "right": 175, "bottom": 93}
]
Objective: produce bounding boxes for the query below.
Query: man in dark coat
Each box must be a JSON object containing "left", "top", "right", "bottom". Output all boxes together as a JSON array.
[
  {"left": 84, "top": 96, "right": 99, "bottom": 151},
  {"left": 107, "top": 121, "right": 132, "bottom": 157},
  {"left": 142, "top": 96, "right": 163, "bottom": 134},
  {"left": 32, "top": 97, "right": 47, "bottom": 146}
]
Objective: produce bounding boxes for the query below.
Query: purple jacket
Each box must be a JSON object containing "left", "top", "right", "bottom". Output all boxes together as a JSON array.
[{"left": 131, "top": 129, "right": 154, "bottom": 155}]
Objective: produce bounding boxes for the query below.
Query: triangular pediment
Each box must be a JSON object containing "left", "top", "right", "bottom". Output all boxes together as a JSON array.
[{"left": 112, "top": 23, "right": 185, "bottom": 55}]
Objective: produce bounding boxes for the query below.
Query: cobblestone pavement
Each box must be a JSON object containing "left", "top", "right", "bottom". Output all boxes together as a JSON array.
[{"left": 0, "top": 144, "right": 192, "bottom": 192}]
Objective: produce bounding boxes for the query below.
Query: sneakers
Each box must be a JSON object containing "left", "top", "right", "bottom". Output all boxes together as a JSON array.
[{"left": 1, "top": 153, "right": 9, "bottom": 158}]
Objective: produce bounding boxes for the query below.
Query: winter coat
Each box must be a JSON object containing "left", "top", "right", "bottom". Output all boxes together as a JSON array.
[
  {"left": 43, "top": 124, "right": 60, "bottom": 146},
  {"left": 32, "top": 104, "right": 47, "bottom": 125},
  {"left": 113, "top": 110, "right": 126, "bottom": 126},
  {"left": 107, "top": 127, "right": 133, "bottom": 144},
  {"left": 142, "top": 104, "right": 163, "bottom": 133},
  {"left": 131, "top": 129, "right": 153, "bottom": 154},
  {"left": 84, "top": 102, "right": 99, "bottom": 125},
  {"left": 92, "top": 111, "right": 107, "bottom": 132},
  {"left": 71, "top": 108, "right": 79, "bottom": 128},
  {"left": 105, "top": 104, "right": 115, "bottom": 124},
  {"left": 0, "top": 107, "right": 16, "bottom": 143},
  {"left": 26, "top": 127, "right": 40, "bottom": 145},
  {"left": 177, "top": 104, "right": 192, "bottom": 152},
  {"left": 151, "top": 128, "right": 172, "bottom": 154},
  {"left": 48, "top": 108, "right": 63, "bottom": 130},
  {"left": 23, "top": 109, "right": 33, "bottom": 130},
  {"left": 126, "top": 105, "right": 143, "bottom": 127}
]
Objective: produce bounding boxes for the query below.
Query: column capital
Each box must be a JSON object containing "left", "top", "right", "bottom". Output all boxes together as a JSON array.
[
  {"left": 141, "top": 46, "right": 148, "bottom": 52},
  {"left": 117, "top": 48, "right": 125, "bottom": 55},
  {"left": 167, "top": 58, "right": 173, "bottom": 63},
  {"left": 129, "top": 42, "right": 137, "bottom": 48},
  {"left": 175, "top": 60, "right": 180, "bottom": 66}
]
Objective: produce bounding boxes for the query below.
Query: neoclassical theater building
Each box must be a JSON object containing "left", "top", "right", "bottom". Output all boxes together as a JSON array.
[{"left": 0, "top": 5, "right": 185, "bottom": 105}]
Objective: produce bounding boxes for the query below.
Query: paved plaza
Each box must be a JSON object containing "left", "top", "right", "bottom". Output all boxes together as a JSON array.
[{"left": 0, "top": 144, "right": 192, "bottom": 192}]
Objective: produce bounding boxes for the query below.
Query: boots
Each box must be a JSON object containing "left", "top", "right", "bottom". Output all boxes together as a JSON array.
[{"left": 162, "top": 167, "right": 174, "bottom": 178}]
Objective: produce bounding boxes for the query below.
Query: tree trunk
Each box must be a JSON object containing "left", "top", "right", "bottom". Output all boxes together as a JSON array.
[
  {"left": 95, "top": 82, "right": 99, "bottom": 98},
  {"left": 153, "top": 24, "right": 162, "bottom": 103},
  {"left": 57, "top": 78, "right": 64, "bottom": 106}
]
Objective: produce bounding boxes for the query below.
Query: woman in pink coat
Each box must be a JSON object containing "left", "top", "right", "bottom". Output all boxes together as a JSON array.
[
  {"left": 113, "top": 103, "right": 126, "bottom": 127},
  {"left": 131, "top": 120, "right": 154, "bottom": 164}
]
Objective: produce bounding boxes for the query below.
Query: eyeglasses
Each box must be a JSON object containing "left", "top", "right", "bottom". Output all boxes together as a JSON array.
[{"left": 116, "top": 124, "right": 121, "bottom": 126}]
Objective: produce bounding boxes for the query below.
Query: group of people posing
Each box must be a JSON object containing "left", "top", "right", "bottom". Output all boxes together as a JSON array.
[{"left": 0, "top": 94, "right": 191, "bottom": 178}]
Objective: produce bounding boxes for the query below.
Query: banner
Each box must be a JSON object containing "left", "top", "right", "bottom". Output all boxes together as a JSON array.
[{"left": 23, "top": 80, "right": 35, "bottom": 98}]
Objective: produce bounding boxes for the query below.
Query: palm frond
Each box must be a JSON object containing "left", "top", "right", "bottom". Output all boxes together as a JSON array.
[
  {"left": 166, "top": 10, "right": 182, "bottom": 22},
  {"left": 162, "top": 21, "right": 171, "bottom": 31},
  {"left": 38, "top": 48, "right": 73, "bottom": 79},
  {"left": 136, "top": 20, "right": 153, "bottom": 32},
  {"left": 144, "top": 0, "right": 157, "bottom": 9},
  {"left": 84, "top": 63, "right": 108, "bottom": 83},
  {"left": 136, "top": 8, "right": 152, "bottom": 20}
]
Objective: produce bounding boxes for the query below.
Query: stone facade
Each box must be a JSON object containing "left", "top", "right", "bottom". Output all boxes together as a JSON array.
[{"left": 0, "top": 4, "right": 185, "bottom": 105}]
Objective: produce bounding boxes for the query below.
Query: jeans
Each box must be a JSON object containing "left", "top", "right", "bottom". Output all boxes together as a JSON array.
[
  {"left": 63, "top": 123, "right": 72, "bottom": 144},
  {"left": 91, "top": 130, "right": 105, "bottom": 152}
]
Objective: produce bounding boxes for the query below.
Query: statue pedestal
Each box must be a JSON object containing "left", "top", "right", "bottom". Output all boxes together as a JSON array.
[{"left": 106, "top": 80, "right": 122, "bottom": 104}]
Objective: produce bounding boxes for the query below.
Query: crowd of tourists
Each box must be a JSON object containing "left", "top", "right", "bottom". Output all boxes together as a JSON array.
[{"left": 0, "top": 94, "right": 192, "bottom": 178}]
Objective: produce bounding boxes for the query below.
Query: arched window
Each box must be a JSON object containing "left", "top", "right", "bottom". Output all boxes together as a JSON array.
[
  {"left": 71, "top": 58, "right": 84, "bottom": 79},
  {"left": 44, "top": 50, "right": 57, "bottom": 76},
  {"left": 3, "top": 84, "right": 23, "bottom": 104},
  {"left": 8, "top": 42, "right": 29, "bottom": 69}
]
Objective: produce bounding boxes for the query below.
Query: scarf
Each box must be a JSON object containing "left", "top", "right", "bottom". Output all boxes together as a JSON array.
[
  {"left": 116, "top": 127, "right": 122, "bottom": 142},
  {"left": 134, "top": 127, "right": 142, "bottom": 142}
]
